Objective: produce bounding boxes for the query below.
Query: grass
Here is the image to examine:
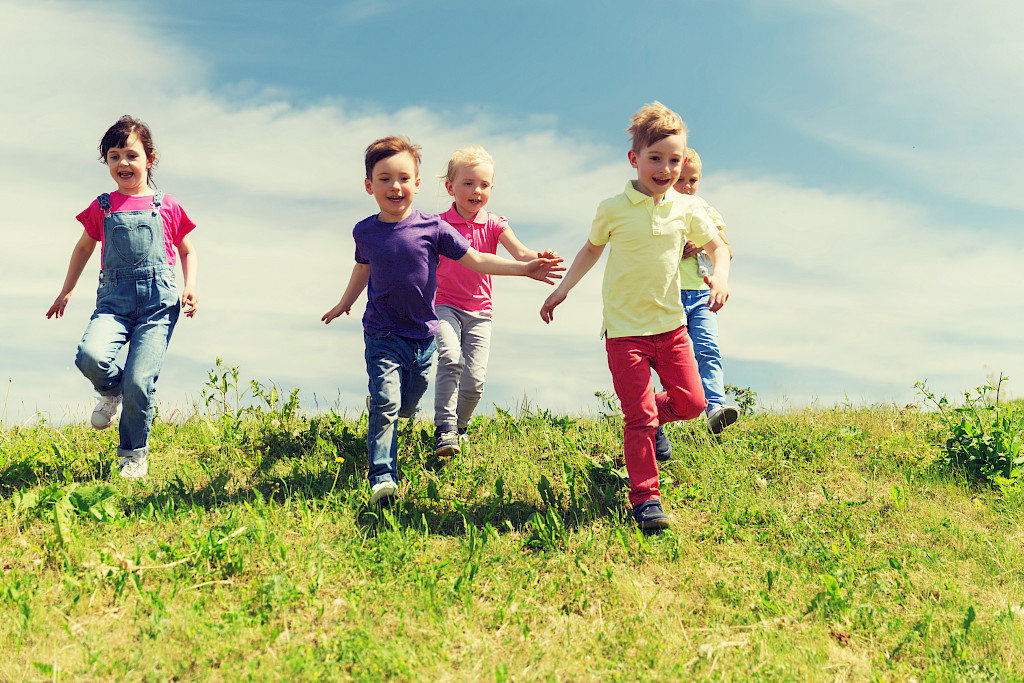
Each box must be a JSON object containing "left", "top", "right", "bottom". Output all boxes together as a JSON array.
[{"left": 1, "top": 378, "right": 1023, "bottom": 681}]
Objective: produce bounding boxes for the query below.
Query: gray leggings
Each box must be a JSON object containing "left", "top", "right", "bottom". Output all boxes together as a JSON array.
[{"left": 433, "top": 304, "right": 492, "bottom": 429}]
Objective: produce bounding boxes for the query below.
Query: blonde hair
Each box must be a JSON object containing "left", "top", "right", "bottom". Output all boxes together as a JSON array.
[
  {"left": 627, "top": 101, "right": 687, "bottom": 154},
  {"left": 444, "top": 145, "right": 495, "bottom": 184},
  {"left": 684, "top": 148, "right": 702, "bottom": 171}
]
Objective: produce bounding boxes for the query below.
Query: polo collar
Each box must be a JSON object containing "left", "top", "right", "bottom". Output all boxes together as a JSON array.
[
  {"left": 624, "top": 181, "right": 675, "bottom": 207},
  {"left": 443, "top": 203, "right": 487, "bottom": 225}
]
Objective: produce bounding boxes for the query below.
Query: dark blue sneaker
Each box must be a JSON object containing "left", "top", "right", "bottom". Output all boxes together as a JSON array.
[
  {"left": 632, "top": 499, "right": 670, "bottom": 531},
  {"left": 654, "top": 425, "right": 672, "bottom": 461}
]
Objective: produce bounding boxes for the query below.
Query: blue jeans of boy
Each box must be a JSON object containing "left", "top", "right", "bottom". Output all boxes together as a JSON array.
[
  {"left": 364, "top": 331, "right": 435, "bottom": 487},
  {"left": 681, "top": 289, "right": 725, "bottom": 414}
]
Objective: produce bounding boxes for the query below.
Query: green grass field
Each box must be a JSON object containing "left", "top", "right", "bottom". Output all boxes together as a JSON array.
[{"left": 1, "top": 371, "right": 1022, "bottom": 681}]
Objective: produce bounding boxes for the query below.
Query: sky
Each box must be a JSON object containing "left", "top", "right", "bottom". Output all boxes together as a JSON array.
[{"left": 2, "top": 0, "right": 1023, "bottom": 427}]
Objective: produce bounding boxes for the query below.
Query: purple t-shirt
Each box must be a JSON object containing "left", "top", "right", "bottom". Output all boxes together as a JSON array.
[{"left": 354, "top": 209, "right": 470, "bottom": 338}]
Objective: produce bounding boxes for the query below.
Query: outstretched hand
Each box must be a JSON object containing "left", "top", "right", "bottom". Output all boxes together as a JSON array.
[
  {"left": 540, "top": 288, "right": 567, "bottom": 324},
  {"left": 46, "top": 293, "right": 72, "bottom": 319},
  {"left": 525, "top": 256, "right": 566, "bottom": 285},
  {"left": 704, "top": 273, "right": 729, "bottom": 312},
  {"left": 321, "top": 304, "right": 352, "bottom": 325}
]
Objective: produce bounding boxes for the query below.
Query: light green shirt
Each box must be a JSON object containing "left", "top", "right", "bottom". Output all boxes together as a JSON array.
[
  {"left": 679, "top": 197, "right": 726, "bottom": 291},
  {"left": 589, "top": 182, "right": 717, "bottom": 338}
]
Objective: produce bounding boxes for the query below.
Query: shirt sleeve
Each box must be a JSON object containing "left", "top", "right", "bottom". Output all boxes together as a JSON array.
[
  {"left": 687, "top": 204, "right": 719, "bottom": 248},
  {"left": 437, "top": 218, "right": 471, "bottom": 261},
  {"left": 588, "top": 200, "right": 611, "bottom": 246},
  {"left": 75, "top": 199, "right": 104, "bottom": 242},
  {"left": 705, "top": 204, "right": 727, "bottom": 231},
  {"left": 163, "top": 194, "right": 197, "bottom": 245}
]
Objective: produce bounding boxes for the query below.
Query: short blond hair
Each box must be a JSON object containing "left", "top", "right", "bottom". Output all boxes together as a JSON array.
[
  {"left": 627, "top": 101, "right": 687, "bottom": 154},
  {"left": 684, "top": 148, "right": 702, "bottom": 171},
  {"left": 444, "top": 145, "right": 495, "bottom": 184}
]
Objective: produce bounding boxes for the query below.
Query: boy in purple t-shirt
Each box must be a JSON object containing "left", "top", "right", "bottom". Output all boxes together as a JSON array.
[{"left": 322, "top": 136, "right": 564, "bottom": 506}]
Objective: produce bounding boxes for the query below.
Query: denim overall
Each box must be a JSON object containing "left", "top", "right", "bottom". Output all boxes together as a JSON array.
[{"left": 76, "top": 192, "right": 179, "bottom": 463}]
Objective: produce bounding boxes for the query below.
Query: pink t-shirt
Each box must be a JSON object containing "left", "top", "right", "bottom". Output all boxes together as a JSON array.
[
  {"left": 76, "top": 191, "right": 196, "bottom": 269},
  {"left": 435, "top": 204, "right": 509, "bottom": 315}
]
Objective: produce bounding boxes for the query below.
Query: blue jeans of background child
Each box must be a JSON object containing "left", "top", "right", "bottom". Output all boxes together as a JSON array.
[
  {"left": 364, "top": 331, "right": 436, "bottom": 487},
  {"left": 681, "top": 289, "right": 725, "bottom": 414}
]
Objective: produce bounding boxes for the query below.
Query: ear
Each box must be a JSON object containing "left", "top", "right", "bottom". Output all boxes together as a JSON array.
[
  {"left": 627, "top": 150, "right": 638, "bottom": 169},
  {"left": 444, "top": 180, "right": 455, "bottom": 197},
  {"left": 364, "top": 178, "right": 373, "bottom": 195},
  {"left": 413, "top": 176, "right": 421, "bottom": 194}
]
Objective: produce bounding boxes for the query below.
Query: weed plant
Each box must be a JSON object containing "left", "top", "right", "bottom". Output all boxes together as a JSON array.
[{"left": 0, "top": 365, "right": 1022, "bottom": 681}]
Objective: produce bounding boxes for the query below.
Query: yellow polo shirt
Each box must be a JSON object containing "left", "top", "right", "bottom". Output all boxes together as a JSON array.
[{"left": 589, "top": 182, "right": 718, "bottom": 339}]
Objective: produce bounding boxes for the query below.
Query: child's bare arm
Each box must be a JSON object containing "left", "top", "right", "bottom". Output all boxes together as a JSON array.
[
  {"left": 683, "top": 230, "right": 732, "bottom": 260},
  {"left": 540, "top": 240, "right": 604, "bottom": 324},
  {"left": 177, "top": 235, "right": 199, "bottom": 318},
  {"left": 702, "top": 235, "right": 731, "bottom": 312},
  {"left": 498, "top": 229, "right": 558, "bottom": 262},
  {"left": 322, "top": 263, "right": 370, "bottom": 324},
  {"left": 46, "top": 231, "right": 97, "bottom": 319},
  {"left": 458, "top": 249, "right": 564, "bottom": 284}
]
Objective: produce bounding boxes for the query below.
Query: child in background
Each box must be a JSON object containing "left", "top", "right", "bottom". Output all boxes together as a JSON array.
[
  {"left": 46, "top": 115, "right": 199, "bottom": 479},
  {"left": 674, "top": 149, "right": 738, "bottom": 434},
  {"left": 433, "top": 146, "right": 558, "bottom": 456},
  {"left": 322, "top": 136, "right": 563, "bottom": 506},
  {"left": 540, "top": 102, "right": 730, "bottom": 531}
]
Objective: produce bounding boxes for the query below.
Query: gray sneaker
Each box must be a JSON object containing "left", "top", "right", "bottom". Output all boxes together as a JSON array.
[
  {"left": 707, "top": 405, "right": 739, "bottom": 434},
  {"left": 91, "top": 393, "right": 122, "bottom": 430},
  {"left": 457, "top": 426, "right": 469, "bottom": 447},
  {"left": 434, "top": 427, "right": 461, "bottom": 457}
]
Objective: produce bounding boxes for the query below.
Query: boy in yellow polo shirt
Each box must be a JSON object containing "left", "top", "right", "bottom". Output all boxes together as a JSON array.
[{"left": 540, "top": 102, "right": 731, "bottom": 531}]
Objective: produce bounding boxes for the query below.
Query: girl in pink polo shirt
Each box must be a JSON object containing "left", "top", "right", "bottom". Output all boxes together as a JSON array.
[{"left": 432, "top": 146, "right": 557, "bottom": 456}]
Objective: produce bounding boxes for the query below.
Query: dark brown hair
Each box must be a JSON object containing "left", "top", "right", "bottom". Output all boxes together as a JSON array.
[
  {"left": 364, "top": 136, "right": 421, "bottom": 179},
  {"left": 99, "top": 115, "right": 158, "bottom": 188}
]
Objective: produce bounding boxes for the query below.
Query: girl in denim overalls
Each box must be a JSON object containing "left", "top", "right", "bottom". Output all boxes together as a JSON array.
[{"left": 47, "top": 115, "right": 199, "bottom": 479}]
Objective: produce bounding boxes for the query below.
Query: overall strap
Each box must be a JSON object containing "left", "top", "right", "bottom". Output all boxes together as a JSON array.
[
  {"left": 152, "top": 191, "right": 163, "bottom": 216},
  {"left": 98, "top": 193, "right": 111, "bottom": 211}
]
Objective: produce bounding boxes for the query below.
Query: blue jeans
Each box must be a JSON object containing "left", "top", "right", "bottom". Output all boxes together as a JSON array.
[
  {"left": 364, "top": 332, "right": 436, "bottom": 486},
  {"left": 76, "top": 266, "right": 179, "bottom": 459},
  {"left": 681, "top": 289, "right": 725, "bottom": 413}
]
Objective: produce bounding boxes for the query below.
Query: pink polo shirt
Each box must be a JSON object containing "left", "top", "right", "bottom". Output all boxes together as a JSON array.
[{"left": 435, "top": 204, "right": 509, "bottom": 316}]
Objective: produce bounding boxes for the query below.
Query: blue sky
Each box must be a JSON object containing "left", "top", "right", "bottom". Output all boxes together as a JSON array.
[{"left": 2, "top": 0, "right": 1023, "bottom": 426}]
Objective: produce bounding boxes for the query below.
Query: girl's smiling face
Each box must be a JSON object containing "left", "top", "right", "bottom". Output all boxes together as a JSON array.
[
  {"left": 105, "top": 134, "right": 153, "bottom": 196},
  {"left": 446, "top": 162, "right": 494, "bottom": 221}
]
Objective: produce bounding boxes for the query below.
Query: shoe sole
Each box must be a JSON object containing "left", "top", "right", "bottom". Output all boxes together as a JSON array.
[
  {"left": 434, "top": 445, "right": 460, "bottom": 457},
  {"left": 638, "top": 519, "right": 671, "bottom": 531},
  {"left": 708, "top": 407, "right": 739, "bottom": 435},
  {"left": 369, "top": 483, "right": 398, "bottom": 505}
]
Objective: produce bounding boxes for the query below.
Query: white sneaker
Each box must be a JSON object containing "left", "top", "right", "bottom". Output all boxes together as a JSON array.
[
  {"left": 91, "top": 394, "right": 122, "bottom": 429},
  {"left": 369, "top": 480, "right": 398, "bottom": 505},
  {"left": 119, "top": 454, "right": 148, "bottom": 479},
  {"left": 707, "top": 405, "right": 739, "bottom": 435}
]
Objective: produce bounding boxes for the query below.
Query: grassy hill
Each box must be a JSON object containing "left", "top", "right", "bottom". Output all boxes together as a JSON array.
[{"left": 1, "top": 368, "right": 1022, "bottom": 681}]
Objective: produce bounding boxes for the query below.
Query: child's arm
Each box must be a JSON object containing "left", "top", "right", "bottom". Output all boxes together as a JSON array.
[
  {"left": 498, "top": 229, "right": 558, "bottom": 262},
  {"left": 702, "top": 235, "right": 731, "bottom": 312},
  {"left": 322, "top": 263, "right": 370, "bottom": 324},
  {"left": 683, "top": 231, "right": 732, "bottom": 260},
  {"left": 457, "top": 248, "right": 564, "bottom": 284},
  {"left": 177, "top": 235, "right": 199, "bottom": 318},
  {"left": 46, "top": 230, "right": 98, "bottom": 319},
  {"left": 539, "top": 239, "right": 605, "bottom": 324}
]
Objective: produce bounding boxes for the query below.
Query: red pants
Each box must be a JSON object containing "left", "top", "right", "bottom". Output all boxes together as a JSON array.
[{"left": 605, "top": 325, "right": 707, "bottom": 507}]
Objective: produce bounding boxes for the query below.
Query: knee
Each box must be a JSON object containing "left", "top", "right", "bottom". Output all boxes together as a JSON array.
[{"left": 75, "top": 344, "right": 106, "bottom": 376}]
